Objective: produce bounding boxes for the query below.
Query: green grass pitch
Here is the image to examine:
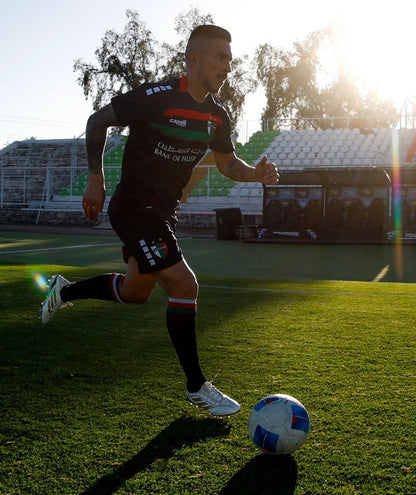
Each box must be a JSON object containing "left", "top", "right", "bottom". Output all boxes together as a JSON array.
[{"left": 0, "top": 231, "right": 415, "bottom": 494}]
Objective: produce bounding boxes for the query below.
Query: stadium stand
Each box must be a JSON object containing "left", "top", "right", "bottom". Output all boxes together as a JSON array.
[
  {"left": 58, "top": 136, "right": 126, "bottom": 197},
  {"left": 1, "top": 123, "right": 416, "bottom": 242},
  {"left": 0, "top": 139, "right": 88, "bottom": 206},
  {"left": 179, "top": 127, "right": 416, "bottom": 220},
  {"left": 0, "top": 136, "right": 121, "bottom": 224},
  {"left": 262, "top": 127, "right": 416, "bottom": 168}
]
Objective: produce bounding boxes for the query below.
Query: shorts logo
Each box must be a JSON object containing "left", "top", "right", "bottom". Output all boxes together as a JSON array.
[
  {"left": 152, "top": 241, "right": 168, "bottom": 259},
  {"left": 139, "top": 239, "right": 169, "bottom": 266}
]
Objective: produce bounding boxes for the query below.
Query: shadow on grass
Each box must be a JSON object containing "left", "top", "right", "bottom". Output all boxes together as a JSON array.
[
  {"left": 80, "top": 415, "right": 231, "bottom": 495},
  {"left": 219, "top": 453, "right": 298, "bottom": 495}
]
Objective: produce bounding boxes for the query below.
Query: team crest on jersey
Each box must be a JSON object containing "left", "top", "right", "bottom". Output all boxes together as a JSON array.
[{"left": 207, "top": 120, "right": 217, "bottom": 136}]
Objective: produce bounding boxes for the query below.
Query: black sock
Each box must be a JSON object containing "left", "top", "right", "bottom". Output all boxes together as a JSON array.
[
  {"left": 166, "top": 298, "right": 206, "bottom": 393},
  {"left": 60, "top": 273, "right": 124, "bottom": 303}
]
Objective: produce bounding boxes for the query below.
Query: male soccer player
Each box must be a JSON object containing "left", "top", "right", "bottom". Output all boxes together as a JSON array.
[{"left": 41, "top": 25, "right": 279, "bottom": 416}]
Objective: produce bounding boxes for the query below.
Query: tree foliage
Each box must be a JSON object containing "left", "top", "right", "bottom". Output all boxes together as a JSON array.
[
  {"left": 254, "top": 27, "right": 399, "bottom": 130},
  {"left": 73, "top": 8, "right": 255, "bottom": 133},
  {"left": 74, "top": 10, "right": 158, "bottom": 111},
  {"left": 157, "top": 7, "right": 214, "bottom": 79},
  {"left": 220, "top": 55, "right": 257, "bottom": 131},
  {"left": 74, "top": 12, "right": 398, "bottom": 135}
]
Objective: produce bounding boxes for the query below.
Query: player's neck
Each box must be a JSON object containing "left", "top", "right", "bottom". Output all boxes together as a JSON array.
[{"left": 184, "top": 74, "right": 208, "bottom": 103}]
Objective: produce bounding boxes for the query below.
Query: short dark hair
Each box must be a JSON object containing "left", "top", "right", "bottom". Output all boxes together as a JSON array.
[
  {"left": 188, "top": 25, "right": 232, "bottom": 43},
  {"left": 185, "top": 24, "right": 232, "bottom": 59}
]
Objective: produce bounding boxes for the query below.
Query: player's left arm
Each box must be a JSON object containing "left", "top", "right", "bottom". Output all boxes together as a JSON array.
[{"left": 214, "top": 151, "right": 280, "bottom": 185}]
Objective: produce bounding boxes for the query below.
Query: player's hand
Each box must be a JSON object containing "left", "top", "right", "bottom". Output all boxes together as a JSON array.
[
  {"left": 82, "top": 181, "right": 106, "bottom": 221},
  {"left": 255, "top": 156, "right": 280, "bottom": 185}
]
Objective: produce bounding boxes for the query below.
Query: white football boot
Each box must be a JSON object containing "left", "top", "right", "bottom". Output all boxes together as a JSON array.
[
  {"left": 187, "top": 381, "right": 240, "bottom": 417},
  {"left": 40, "top": 275, "right": 71, "bottom": 324}
]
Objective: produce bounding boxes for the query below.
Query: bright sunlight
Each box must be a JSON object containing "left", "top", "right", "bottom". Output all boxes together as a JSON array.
[{"left": 331, "top": 4, "right": 416, "bottom": 105}]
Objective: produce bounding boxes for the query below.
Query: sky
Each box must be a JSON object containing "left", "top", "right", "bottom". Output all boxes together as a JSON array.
[{"left": 1, "top": 0, "right": 415, "bottom": 149}]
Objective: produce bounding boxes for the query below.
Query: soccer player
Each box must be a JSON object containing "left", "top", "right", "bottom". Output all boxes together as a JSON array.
[{"left": 41, "top": 25, "right": 279, "bottom": 417}]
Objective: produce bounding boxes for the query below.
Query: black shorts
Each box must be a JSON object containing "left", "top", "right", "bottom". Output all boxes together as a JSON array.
[{"left": 108, "top": 201, "right": 183, "bottom": 274}]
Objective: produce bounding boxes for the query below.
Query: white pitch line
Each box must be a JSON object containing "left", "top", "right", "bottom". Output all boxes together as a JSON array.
[
  {"left": 372, "top": 264, "right": 390, "bottom": 282},
  {"left": 1, "top": 244, "right": 414, "bottom": 298},
  {"left": 0, "top": 242, "right": 121, "bottom": 255},
  {"left": 200, "top": 284, "right": 416, "bottom": 298},
  {"left": 0, "top": 236, "right": 193, "bottom": 256}
]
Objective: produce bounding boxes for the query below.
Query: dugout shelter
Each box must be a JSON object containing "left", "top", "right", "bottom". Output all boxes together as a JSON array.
[{"left": 256, "top": 167, "right": 416, "bottom": 243}]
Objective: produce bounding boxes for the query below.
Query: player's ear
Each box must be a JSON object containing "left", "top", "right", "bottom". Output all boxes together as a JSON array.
[{"left": 187, "top": 52, "right": 198, "bottom": 67}]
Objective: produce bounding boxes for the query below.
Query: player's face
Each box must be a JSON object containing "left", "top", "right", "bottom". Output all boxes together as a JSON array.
[{"left": 194, "top": 38, "right": 232, "bottom": 94}]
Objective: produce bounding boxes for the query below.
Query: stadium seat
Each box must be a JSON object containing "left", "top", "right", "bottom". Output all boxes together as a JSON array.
[
  {"left": 263, "top": 199, "right": 284, "bottom": 228},
  {"left": 303, "top": 199, "right": 322, "bottom": 229},
  {"left": 345, "top": 198, "right": 366, "bottom": 229},
  {"left": 325, "top": 198, "right": 345, "bottom": 228},
  {"left": 400, "top": 199, "right": 412, "bottom": 230},
  {"left": 367, "top": 198, "right": 385, "bottom": 228},
  {"left": 282, "top": 199, "right": 302, "bottom": 228}
]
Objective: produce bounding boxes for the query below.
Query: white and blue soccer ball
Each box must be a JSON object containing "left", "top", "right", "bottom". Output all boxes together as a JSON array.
[{"left": 248, "top": 394, "right": 310, "bottom": 455}]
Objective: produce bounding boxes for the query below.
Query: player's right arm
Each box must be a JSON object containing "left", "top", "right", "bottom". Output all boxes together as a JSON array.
[{"left": 83, "top": 103, "right": 121, "bottom": 221}]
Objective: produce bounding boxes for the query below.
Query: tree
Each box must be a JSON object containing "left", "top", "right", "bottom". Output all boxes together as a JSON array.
[
  {"left": 219, "top": 54, "right": 257, "bottom": 133},
  {"left": 156, "top": 7, "right": 214, "bottom": 80},
  {"left": 157, "top": 8, "right": 256, "bottom": 132},
  {"left": 73, "top": 8, "right": 255, "bottom": 134},
  {"left": 74, "top": 10, "right": 158, "bottom": 112},
  {"left": 255, "top": 32, "right": 324, "bottom": 128},
  {"left": 254, "top": 27, "right": 398, "bottom": 130}
]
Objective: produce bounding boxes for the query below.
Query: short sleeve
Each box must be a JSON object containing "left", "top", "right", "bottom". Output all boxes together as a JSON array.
[
  {"left": 210, "top": 105, "right": 234, "bottom": 154},
  {"left": 111, "top": 86, "right": 151, "bottom": 127}
]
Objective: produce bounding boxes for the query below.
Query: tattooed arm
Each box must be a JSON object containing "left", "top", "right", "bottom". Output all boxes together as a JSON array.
[
  {"left": 213, "top": 151, "right": 280, "bottom": 185},
  {"left": 83, "top": 104, "right": 121, "bottom": 221}
]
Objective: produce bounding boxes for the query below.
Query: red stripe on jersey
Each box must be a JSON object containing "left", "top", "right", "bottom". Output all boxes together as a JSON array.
[
  {"left": 180, "top": 75, "right": 187, "bottom": 93},
  {"left": 163, "top": 108, "right": 223, "bottom": 124}
]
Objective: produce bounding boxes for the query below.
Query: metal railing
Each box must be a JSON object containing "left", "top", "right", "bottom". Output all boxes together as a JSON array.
[{"left": 0, "top": 164, "right": 87, "bottom": 208}]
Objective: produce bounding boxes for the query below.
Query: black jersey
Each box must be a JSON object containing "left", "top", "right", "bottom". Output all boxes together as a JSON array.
[{"left": 110, "top": 75, "right": 234, "bottom": 221}]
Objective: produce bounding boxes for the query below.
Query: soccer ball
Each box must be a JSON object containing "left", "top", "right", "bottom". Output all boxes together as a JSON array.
[{"left": 248, "top": 394, "right": 310, "bottom": 455}]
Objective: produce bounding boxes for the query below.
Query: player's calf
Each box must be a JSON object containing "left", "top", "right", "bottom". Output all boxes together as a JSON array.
[{"left": 40, "top": 273, "right": 128, "bottom": 324}]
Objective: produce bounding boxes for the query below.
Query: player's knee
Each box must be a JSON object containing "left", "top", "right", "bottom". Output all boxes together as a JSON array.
[
  {"left": 124, "top": 289, "right": 152, "bottom": 305},
  {"left": 191, "top": 278, "right": 199, "bottom": 298},
  {"left": 176, "top": 277, "right": 199, "bottom": 300},
  {"left": 131, "top": 294, "right": 151, "bottom": 305},
  {"left": 118, "top": 278, "right": 155, "bottom": 305}
]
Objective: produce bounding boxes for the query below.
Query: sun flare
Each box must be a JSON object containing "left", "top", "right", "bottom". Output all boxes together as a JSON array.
[{"left": 326, "top": 4, "right": 416, "bottom": 105}]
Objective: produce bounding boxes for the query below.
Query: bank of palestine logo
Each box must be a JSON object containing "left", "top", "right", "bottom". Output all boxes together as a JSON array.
[{"left": 139, "top": 239, "right": 168, "bottom": 266}]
